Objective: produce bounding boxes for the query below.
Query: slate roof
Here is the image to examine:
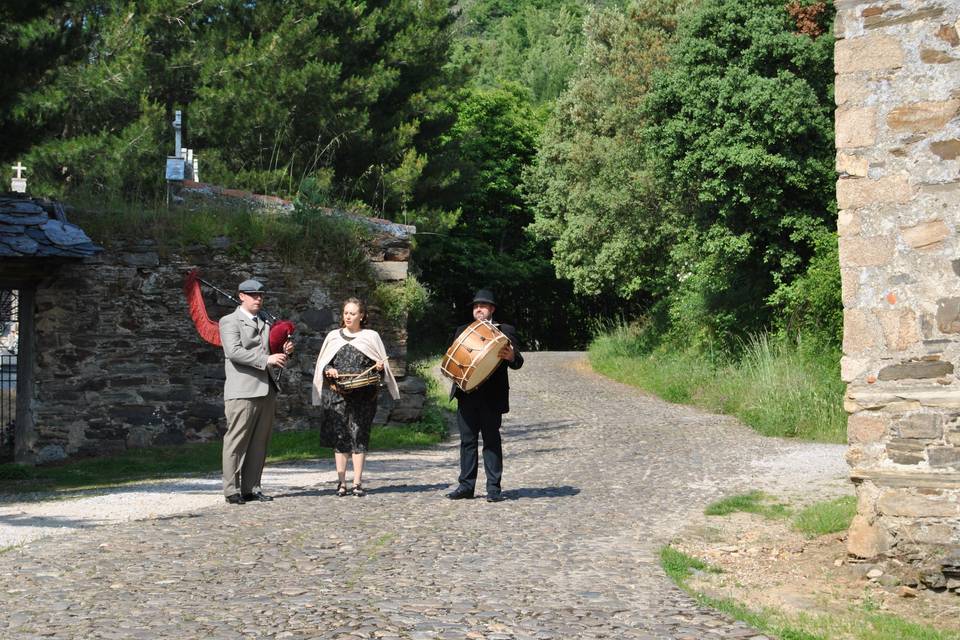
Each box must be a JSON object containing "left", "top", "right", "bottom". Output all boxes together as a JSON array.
[{"left": 0, "top": 194, "right": 102, "bottom": 258}]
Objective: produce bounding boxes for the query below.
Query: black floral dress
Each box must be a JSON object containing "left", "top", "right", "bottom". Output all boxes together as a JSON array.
[{"left": 322, "top": 331, "right": 380, "bottom": 453}]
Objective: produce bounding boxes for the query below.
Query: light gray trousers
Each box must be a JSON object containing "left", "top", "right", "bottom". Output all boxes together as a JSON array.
[{"left": 222, "top": 388, "right": 277, "bottom": 496}]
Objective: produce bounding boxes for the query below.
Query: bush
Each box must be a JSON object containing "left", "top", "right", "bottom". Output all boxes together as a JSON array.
[
  {"left": 769, "top": 230, "right": 842, "bottom": 349},
  {"left": 373, "top": 277, "right": 432, "bottom": 324},
  {"left": 643, "top": 0, "right": 836, "bottom": 340}
]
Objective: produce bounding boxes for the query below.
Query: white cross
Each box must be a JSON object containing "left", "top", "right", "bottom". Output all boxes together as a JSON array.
[{"left": 11, "top": 162, "right": 26, "bottom": 179}]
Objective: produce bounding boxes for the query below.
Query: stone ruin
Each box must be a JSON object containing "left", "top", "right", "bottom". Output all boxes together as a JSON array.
[
  {"left": 0, "top": 104, "right": 428, "bottom": 464},
  {"left": 837, "top": 0, "right": 960, "bottom": 588},
  {"left": 0, "top": 188, "right": 424, "bottom": 464}
]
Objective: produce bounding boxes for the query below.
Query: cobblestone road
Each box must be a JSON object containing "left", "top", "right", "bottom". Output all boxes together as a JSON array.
[{"left": 0, "top": 352, "right": 846, "bottom": 639}]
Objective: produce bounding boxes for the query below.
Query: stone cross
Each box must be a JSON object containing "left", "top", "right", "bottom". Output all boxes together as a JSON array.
[{"left": 10, "top": 162, "right": 27, "bottom": 193}]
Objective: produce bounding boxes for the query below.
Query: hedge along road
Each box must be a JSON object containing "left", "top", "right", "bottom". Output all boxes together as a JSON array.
[{"left": 0, "top": 352, "right": 846, "bottom": 639}]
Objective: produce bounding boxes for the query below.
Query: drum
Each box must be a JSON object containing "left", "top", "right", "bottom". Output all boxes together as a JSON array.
[{"left": 441, "top": 320, "right": 509, "bottom": 392}]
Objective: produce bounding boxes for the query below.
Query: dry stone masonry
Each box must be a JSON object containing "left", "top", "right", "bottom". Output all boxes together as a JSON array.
[
  {"left": 16, "top": 207, "right": 421, "bottom": 464},
  {"left": 836, "top": 0, "right": 960, "bottom": 587}
]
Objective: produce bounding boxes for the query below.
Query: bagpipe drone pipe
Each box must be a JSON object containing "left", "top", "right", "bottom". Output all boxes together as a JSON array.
[{"left": 182, "top": 269, "right": 295, "bottom": 354}]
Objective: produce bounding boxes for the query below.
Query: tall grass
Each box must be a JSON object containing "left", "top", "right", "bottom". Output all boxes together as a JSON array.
[
  {"left": 793, "top": 495, "right": 857, "bottom": 538},
  {"left": 67, "top": 194, "right": 375, "bottom": 280},
  {"left": 589, "top": 325, "right": 846, "bottom": 443}
]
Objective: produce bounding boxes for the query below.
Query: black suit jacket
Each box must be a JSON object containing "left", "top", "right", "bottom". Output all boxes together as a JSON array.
[{"left": 449, "top": 321, "right": 524, "bottom": 414}]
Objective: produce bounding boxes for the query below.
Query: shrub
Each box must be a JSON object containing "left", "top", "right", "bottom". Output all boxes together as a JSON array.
[
  {"left": 769, "top": 230, "right": 842, "bottom": 349},
  {"left": 373, "top": 277, "right": 431, "bottom": 324}
]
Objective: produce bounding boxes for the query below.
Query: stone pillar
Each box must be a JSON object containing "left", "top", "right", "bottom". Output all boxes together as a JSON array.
[{"left": 836, "top": 0, "right": 960, "bottom": 587}]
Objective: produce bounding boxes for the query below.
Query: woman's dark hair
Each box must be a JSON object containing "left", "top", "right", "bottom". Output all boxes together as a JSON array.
[{"left": 340, "top": 297, "right": 368, "bottom": 328}]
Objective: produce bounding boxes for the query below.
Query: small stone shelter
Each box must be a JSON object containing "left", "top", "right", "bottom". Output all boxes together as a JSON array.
[{"left": 0, "top": 194, "right": 103, "bottom": 462}]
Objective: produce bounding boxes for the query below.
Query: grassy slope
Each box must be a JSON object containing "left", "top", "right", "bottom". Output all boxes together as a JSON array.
[{"left": 589, "top": 328, "right": 846, "bottom": 443}]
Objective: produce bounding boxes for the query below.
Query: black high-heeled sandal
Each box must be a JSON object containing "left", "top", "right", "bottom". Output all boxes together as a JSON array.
[
  {"left": 351, "top": 483, "right": 365, "bottom": 497},
  {"left": 336, "top": 480, "right": 347, "bottom": 497}
]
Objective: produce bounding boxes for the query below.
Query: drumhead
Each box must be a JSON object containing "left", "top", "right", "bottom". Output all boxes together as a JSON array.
[{"left": 461, "top": 334, "right": 509, "bottom": 391}]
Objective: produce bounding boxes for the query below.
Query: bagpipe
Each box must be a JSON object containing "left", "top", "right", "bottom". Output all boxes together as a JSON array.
[{"left": 182, "top": 269, "right": 295, "bottom": 353}]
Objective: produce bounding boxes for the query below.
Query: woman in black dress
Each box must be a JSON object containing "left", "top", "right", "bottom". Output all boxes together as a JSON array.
[{"left": 312, "top": 298, "right": 399, "bottom": 496}]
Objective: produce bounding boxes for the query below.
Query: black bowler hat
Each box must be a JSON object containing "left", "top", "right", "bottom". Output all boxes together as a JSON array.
[{"left": 471, "top": 289, "right": 496, "bottom": 306}]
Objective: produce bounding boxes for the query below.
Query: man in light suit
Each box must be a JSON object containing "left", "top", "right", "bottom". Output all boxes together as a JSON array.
[{"left": 219, "top": 279, "right": 293, "bottom": 505}]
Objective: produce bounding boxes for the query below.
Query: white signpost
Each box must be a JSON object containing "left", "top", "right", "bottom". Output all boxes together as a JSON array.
[{"left": 10, "top": 162, "right": 26, "bottom": 193}]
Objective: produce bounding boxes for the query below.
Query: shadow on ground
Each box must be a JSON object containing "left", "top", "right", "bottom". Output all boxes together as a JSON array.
[{"left": 501, "top": 486, "right": 580, "bottom": 500}]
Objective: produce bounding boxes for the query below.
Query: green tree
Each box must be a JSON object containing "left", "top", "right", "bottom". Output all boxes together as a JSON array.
[
  {"left": 526, "top": 1, "right": 682, "bottom": 302},
  {"left": 412, "top": 83, "right": 601, "bottom": 348},
  {"left": 768, "top": 227, "right": 842, "bottom": 348},
  {"left": 6, "top": 0, "right": 224, "bottom": 196},
  {"left": 1, "top": 1, "right": 84, "bottom": 159},
  {"left": 5, "top": 0, "right": 459, "bottom": 205},
  {"left": 643, "top": 0, "right": 836, "bottom": 346},
  {"left": 449, "top": 0, "right": 595, "bottom": 104},
  {"left": 194, "top": 0, "right": 458, "bottom": 206}
]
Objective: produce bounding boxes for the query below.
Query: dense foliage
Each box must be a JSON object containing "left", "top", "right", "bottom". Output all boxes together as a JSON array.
[
  {"left": 526, "top": 1, "right": 681, "bottom": 301},
  {"left": 411, "top": 84, "right": 599, "bottom": 349},
  {"left": 529, "top": 0, "right": 838, "bottom": 351},
  {"left": 644, "top": 0, "right": 836, "bottom": 347},
  {"left": 2, "top": 0, "right": 841, "bottom": 352},
  {"left": 449, "top": 0, "right": 595, "bottom": 105},
  {"left": 2, "top": 0, "right": 457, "bottom": 205}
]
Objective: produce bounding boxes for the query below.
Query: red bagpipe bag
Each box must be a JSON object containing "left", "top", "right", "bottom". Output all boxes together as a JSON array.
[
  {"left": 183, "top": 269, "right": 295, "bottom": 353},
  {"left": 269, "top": 321, "right": 295, "bottom": 354}
]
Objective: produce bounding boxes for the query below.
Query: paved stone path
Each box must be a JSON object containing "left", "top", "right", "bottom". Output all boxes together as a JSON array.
[{"left": 0, "top": 352, "right": 846, "bottom": 639}]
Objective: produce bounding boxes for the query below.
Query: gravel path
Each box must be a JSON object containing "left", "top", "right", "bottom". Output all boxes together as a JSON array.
[{"left": 0, "top": 352, "right": 847, "bottom": 639}]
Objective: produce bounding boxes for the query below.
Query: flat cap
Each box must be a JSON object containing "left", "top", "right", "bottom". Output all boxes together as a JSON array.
[{"left": 237, "top": 279, "right": 270, "bottom": 294}]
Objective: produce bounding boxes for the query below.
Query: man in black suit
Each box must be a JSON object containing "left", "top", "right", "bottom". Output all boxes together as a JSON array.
[{"left": 447, "top": 289, "right": 524, "bottom": 503}]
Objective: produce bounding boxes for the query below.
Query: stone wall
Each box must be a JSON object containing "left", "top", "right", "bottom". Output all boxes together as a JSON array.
[
  {"left": 20, "top": 218, "right": 424, "bottom": 464},
  {"left": 836, "top": 0, "right": 960, "bottom": 587}
]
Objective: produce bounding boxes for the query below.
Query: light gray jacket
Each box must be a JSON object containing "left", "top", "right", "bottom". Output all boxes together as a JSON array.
[{"left": 220, "top": 307, "right": 276, "bottom": 400}]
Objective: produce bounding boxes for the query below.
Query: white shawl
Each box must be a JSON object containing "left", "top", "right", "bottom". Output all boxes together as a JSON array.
[{"left": 311, "top": 328, "right": 400, "bottom": 405}]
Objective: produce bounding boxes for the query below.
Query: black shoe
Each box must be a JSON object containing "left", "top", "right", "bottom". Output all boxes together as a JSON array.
[
  {"left": 242, "top": 491, "right": 273, "bottom": 502},
  {"left": 446, "top": 487, "right": 474, "bottom": 500},
  {"left": 486, "top": 492, "right": 505, "bottom": 503},
  {"left": 225, "top": 493, "right": 246, "bottom": 505}
]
